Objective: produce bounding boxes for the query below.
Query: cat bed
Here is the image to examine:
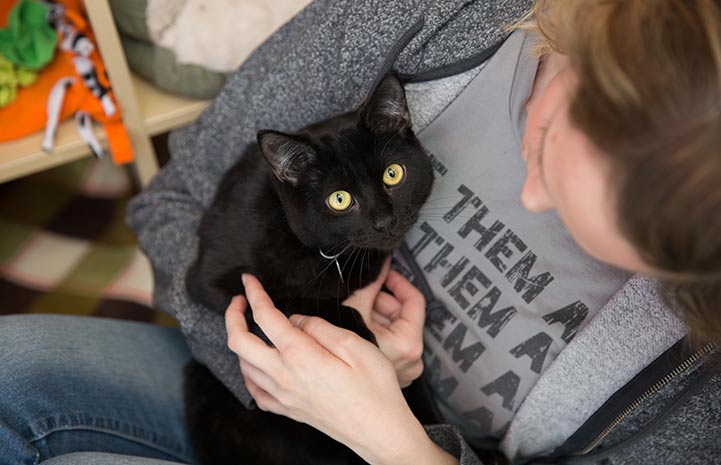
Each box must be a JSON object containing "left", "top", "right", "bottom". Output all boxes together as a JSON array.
[
  {"left": 119, "top": 33, "right": 229, "bottom": 100},
  {"left": 108, "top": 0, "right": 312, "bottom": 99},
  {"left": 108, "top": 0, "right": 228, "bottom": 99}
]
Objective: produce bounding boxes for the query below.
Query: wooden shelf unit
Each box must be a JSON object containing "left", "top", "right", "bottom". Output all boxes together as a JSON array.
[
  {"left": 0, "top": 0, "right": 211, "bottom": 186},
  {"left": 0, "top": 74, "right": 210, "bottom": 185}
]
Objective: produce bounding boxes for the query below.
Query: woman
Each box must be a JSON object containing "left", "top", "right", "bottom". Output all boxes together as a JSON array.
[{"left": 1, "top": 0, "right": 718, "bottom": 464}]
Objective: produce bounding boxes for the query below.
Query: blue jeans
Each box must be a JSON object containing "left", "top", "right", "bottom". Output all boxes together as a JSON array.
[{"left": 0, "top": 314, "right": 198, "bottom": 465}]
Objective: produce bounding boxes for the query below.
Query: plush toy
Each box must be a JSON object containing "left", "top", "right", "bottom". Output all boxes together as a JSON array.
[
  {"left": 0, "top": 0, "right": 57, "bottom": 70},
  {"left": 0, "top": 0, "right": 134, "bottom": 165}
]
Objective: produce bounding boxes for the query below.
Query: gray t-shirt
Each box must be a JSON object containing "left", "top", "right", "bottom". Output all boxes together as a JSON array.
[{"left": 397, "top": 31, "right": 630, "bottom": 446}]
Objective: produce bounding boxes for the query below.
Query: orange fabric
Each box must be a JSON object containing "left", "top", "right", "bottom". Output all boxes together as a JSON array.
[
  {"left": 0, "top": 48, "right": 78, "bottom": 138},
  {"left": 104, "top": 121, "right": 133, "bottom": 164},
  {"left": 0, "top": 0, "right": 134, "bottom": 164}
]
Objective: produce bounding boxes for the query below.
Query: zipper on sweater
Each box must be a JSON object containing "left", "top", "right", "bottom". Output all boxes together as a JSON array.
[{"left": 572, "top": 342, "right": 715, "bottom": 456}]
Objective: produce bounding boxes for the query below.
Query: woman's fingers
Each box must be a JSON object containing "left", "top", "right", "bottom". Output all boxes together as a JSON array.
[
  {"left": 242, "top": 273, "right": 305, "bottom": 351},
  {"left": 385, "top": 270, "right": 424, "bottom": 305},
  {"left": 376, "top": 255, "right": 393, "bottom": 288},
  {"left": 364, "top": 255, "right": 393, "bottom": 294},
  {"left": 225, "top": 295, "right": 248, "bottom": 332},
  {"left": 384, "top": 270, "right": 425, "bottom": 326},
  {"left": 342, "top": 255, "right": 392, "bottom": 320},
  {"left": 373, "top": 291, "right": 402, "bottom": 320},
  {"left": 371, "top": 311, "right": 393, "bottom": 329},
  {"left": 244, "top": 374, "right": 285, "bottom": 414},
  {"left": 239, "top": 359, "right": 278, "bottom": 396},
  {"left": 225, "top": 292, "right": 283, "bottom": 370},
  {"left": 289, "top": 314, "right": 370, "bottom": 363}
]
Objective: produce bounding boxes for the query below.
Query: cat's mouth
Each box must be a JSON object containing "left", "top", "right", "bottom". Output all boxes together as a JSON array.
[
  {"left": 351, "top": 235, "right": 404, "bottom": 252},
  {"left": 349, "top": 216, "right": 419, "bottom": 251}
]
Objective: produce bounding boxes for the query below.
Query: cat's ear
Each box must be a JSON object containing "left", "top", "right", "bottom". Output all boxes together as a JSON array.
[
  {"left": 257, "top": 130, "right": 316, "bottom": 186},
  {"left": 364, "top": 73, "right": 411, "bottom": 133}
]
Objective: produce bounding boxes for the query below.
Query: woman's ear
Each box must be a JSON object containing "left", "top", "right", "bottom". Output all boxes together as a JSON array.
[{"left": 257, "top": 130, "right": 316, "bottom": 186}]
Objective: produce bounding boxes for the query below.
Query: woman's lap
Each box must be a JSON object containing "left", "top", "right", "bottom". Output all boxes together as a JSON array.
[{"left": 0, "top": 314, "right": 197, "bottom": 465}]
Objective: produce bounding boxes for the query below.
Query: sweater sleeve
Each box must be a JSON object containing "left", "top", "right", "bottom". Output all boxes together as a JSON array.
[
  {"left": 426, "top": 424, "right": 487, "bottom": 465},
  {"left": 125, "top": 0, "right": 426, "bottom": 407}
]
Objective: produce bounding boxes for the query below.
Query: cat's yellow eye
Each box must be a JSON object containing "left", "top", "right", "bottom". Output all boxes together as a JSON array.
[
  {"left": 327, "top": 190, "right": 353, "bottom": 211},
  {"left": 383, "top": 163, "right": 404, "bottom": 186}
]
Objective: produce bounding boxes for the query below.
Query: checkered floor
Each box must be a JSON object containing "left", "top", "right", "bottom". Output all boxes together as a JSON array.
[{"left": 0, "top": 157, "right": 176, "bottom": 327}]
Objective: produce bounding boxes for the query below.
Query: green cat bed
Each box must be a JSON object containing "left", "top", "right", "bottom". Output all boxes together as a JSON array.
[{"left": 108, "top": 0, "right": 229, "bottom": 99}]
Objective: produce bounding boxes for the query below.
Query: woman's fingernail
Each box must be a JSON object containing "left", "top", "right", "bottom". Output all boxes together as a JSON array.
[
  {"left": 289, "top": 314, "right": 305, "bottom": 326},
  {"left": 241, "top": 273, "right": 247, "bottom": 286}
]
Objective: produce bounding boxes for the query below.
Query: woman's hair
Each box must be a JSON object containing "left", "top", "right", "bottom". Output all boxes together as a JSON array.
[{"left": 528, "top": 0, "right": 721, "bottom": 347}]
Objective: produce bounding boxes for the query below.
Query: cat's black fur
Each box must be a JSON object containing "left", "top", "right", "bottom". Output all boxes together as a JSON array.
[{"left": 184, "top": 74, "right": 434, "bottom": 465}]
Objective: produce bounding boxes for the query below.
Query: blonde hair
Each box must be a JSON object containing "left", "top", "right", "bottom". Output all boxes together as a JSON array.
[{"left": 526, "top": 0, "right": 721, "bottom": 346}]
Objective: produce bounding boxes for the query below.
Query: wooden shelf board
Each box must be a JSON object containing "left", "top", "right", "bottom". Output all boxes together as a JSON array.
[
  {"left": 0, "top": 119, "right": 103, "bottom": 184},
  {"left": 0, "top": 72, "right": 211, "bottom": 184},
  {"left": 132, "top": 74, "right": 211, "bottom": 136}
]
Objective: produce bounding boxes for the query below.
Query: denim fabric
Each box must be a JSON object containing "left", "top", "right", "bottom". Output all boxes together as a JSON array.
[
  {"left": 41, "top": 452, "right": 185, "bottom": 465},
  {"left": 0, "top": 314, "right": 197, "bottom": 465}
]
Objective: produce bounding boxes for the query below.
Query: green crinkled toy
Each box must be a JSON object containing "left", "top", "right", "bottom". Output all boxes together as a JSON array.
[
  {"left": 0, "top": 53, "right": 37, "bottom": 107},
  {"left": 0, "top": 0, "right": 57, "bottom": 70}
]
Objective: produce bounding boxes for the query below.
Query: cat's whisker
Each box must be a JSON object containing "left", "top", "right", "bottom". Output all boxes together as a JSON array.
[
  {"left": 416, "top": 215, "right": 451, "bottom": 221},
  {"left": 341, "top": 248, "right": 356, "bottom": 297},
  {"left": 418, "top": 211, "right": 455, "bottom": 216},
  {"left": 417, "top": 208, "right": 457, "bottom": 214},
  {"left": 339, "top": 248, "right": 363, "bottom": 321},
  {"left": 347, "top": 247, "right": 362, "bottom": 284},
  {"left": 288, "top": 272, "right": 323, "bottom": 304},
  {"left": 287, "top": 248, "right": 347, "bottom": 304},
  {"left": 418, "top": 205, "right": 454, "bottom": 212},
  {"left": 419, "top": 205, "right": 458, "bottom": 211},
  {"left": 351, "top": 247, "right": 368, "bottom": 296},
  {"left": 417, "top": 215, "right": 474, "bottom": 224},
  {"left": 318, "top": 238, "right": 353, "bottom": 304},
  {"left": 417, "top": 218, "right": 445, "bottom": 225},
  {"left": 340, "top": 247, "right": 357, "bottom": 274},
  {"left": 418, "top": 211, "right": 476, "bottom": 219},
  {"left": 333, "top": 262, "right": 341, "bottom": 319},
  {"left": 327, "top": 239, "right": 351, "bottom": 255},
  {"left": 417, "top": 212, "right": 449, "bottom": 218},
  {"left": 366, "top": 249, "right": 372, "bottom": 277},
  {"left": 422, "top": 195, "right": 464, "bottom": 204},
  {"left": 421, "top": 200, "right": 458, "bottom": 207},
  {"left": 316, "top": 257, "right": 331, "bottom": 311},
  {"left": 358, "top": 248, "right": 366, "bottom": 291}
]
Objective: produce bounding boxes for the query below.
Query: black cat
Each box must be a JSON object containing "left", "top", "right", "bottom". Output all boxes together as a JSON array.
[{"left": 184, "top": 74, "right": 435, "bottom": 465}]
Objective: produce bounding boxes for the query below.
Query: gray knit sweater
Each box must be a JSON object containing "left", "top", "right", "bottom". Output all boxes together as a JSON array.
[{"left": 127, "top": 1, "right": 721, "bottom": 464}]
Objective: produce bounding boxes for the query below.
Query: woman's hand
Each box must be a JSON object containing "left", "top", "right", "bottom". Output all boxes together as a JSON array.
[
  {"left": 225, "top": 274, "right": 454, "bottom": 465},
  {"left": 343, "top": 256, "right": 426, "bottom": 387}
]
